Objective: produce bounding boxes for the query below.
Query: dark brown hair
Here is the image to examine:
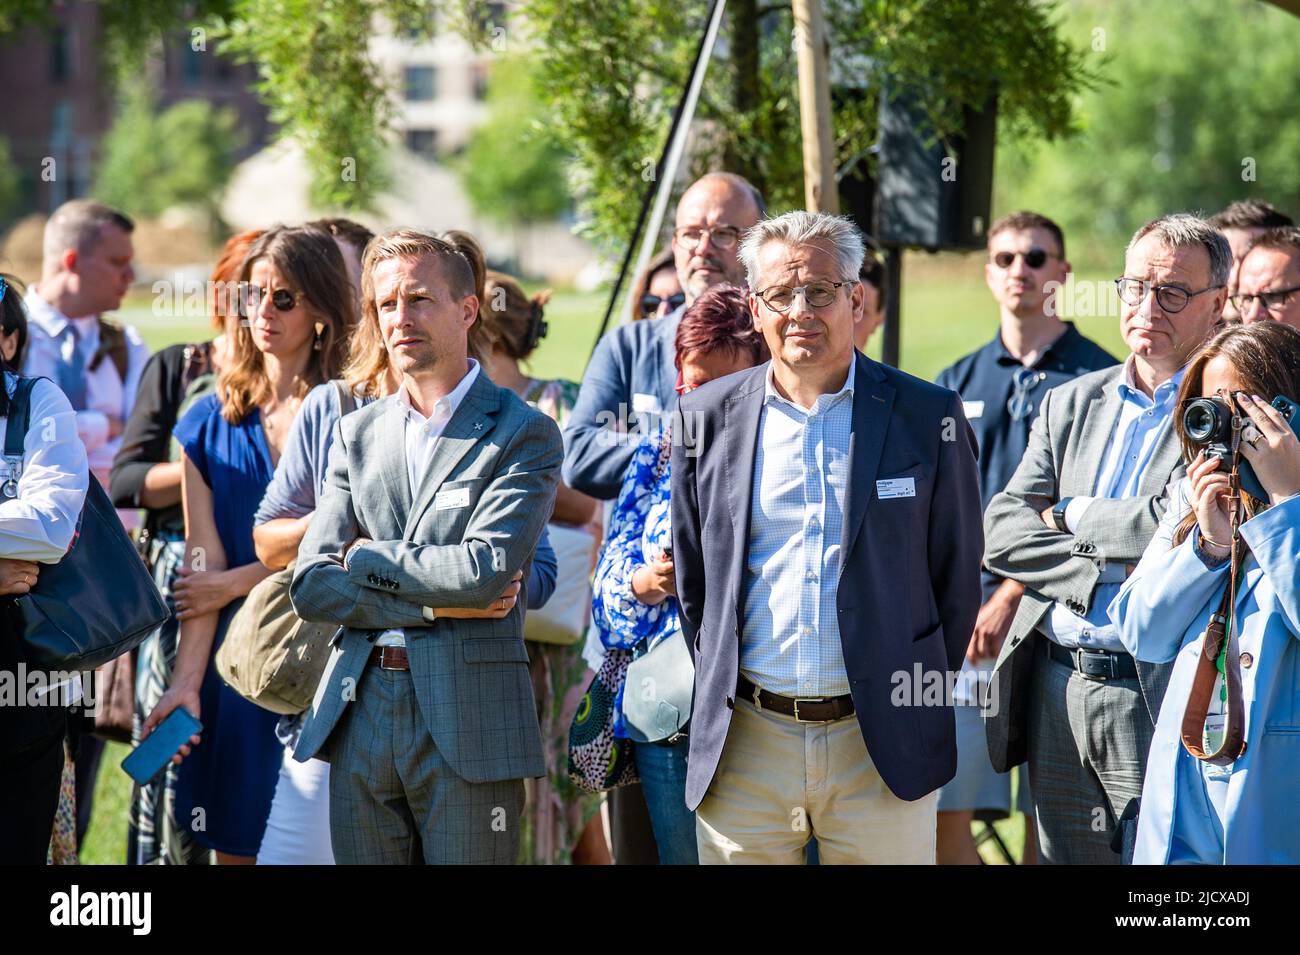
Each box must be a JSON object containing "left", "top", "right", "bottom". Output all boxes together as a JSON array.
[
  {"left": 218, "top": 225, "right": 353, "bottom": 423},
  {"left": 309, "top": 217, "right": 376, "bottom": 252},
  {"left": 988, "top": 210, "right": 1065, "bottom": 259},
  {"left": 674, "top": 284, "right": 769, "bottom": 371},
  {"left": 1171, "top": 320, "right": 1300, "bottom": 545},
  {"left": 481, "top": 270, "right": 550, "bottom": 361},
  {"left": 1208, "top": 199, "right": 1294, "bottom": 233}
]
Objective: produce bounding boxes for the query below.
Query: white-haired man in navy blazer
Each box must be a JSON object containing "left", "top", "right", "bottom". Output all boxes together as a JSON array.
[{"left": 672, "top": 210, "right": 983, "bottom": 863}]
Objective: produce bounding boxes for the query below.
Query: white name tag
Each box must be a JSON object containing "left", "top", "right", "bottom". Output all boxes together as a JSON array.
[
  {"left": 963, "top": 400, "right": 985, "bottom": 419},
  {"left": 632, "top": 392, "right": 661, "bottom": 414},
  {"left": 435, "top": 487, "right": 471, "bottom": 510},
  {"left": 876, "top": 477, "right": 916, "bottom": 499}
]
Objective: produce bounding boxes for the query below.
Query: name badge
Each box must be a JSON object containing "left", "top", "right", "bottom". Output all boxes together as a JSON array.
[
  {"left": 963, "top": 400, "right": 985, "bottom": 419},
  {"left": 876, "top": 477, "right": 916, "bottom": 499},
  {"left": 632, "top": 392, "right": 661, "bottom": 414},
  {"left": 435, "top": 486, "right": 471, "bottom": 510}
]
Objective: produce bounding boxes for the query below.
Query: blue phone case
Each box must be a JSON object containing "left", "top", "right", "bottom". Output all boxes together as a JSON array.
[
  {"left": 1238, "top": 395, "right": 1300, "bottom": 501},
  {"left": 121, "top": 708, "right": 202, "bottom": 786}
]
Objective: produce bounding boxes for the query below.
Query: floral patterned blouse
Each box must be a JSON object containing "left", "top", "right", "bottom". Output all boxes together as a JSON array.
[{"left": 591, "top": 425, "right": 679, "bottom": 735}]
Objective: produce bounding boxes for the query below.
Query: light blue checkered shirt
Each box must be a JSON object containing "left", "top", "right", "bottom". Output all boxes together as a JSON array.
[
  {"left": 740, "top": 361, "right": 854, "bottom": 697},
  {"left": 1043, "top": 358, "right": 1186, "bottom": 651}
]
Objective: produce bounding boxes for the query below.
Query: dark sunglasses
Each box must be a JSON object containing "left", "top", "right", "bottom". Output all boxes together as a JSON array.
[
  {"left": 641, "top": 292, "right": 686, "bottom": 317},
  {"left": 992, "top": 248, "right": 1053, "bottom": 270},
  {"left": 242, "top": 282, "right": 300, "bottom": 313}
]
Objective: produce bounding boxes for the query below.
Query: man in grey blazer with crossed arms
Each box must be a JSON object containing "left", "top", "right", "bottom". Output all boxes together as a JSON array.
[
  {"left": 983, "top": 214, "right": 1229, "bottom": 863},
  {"left": 291, "top": 229, "right": 562, "bottom": 864}
]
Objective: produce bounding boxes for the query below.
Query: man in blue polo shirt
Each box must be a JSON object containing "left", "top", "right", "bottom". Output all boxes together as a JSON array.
[{"left": 934, "top": 211, "right": 1117, "bottom": 864}]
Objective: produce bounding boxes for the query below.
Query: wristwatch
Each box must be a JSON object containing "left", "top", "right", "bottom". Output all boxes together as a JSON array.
[{"left": 1051, "top": 497, "right": 1073, "bottom": 533}]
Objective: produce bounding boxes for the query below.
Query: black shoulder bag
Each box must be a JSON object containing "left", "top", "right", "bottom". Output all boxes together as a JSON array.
[{"left": 3, "top": 377, "right": 168, "bottom": 670}]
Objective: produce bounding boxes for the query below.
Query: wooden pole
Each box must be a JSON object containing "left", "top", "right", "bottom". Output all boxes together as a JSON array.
[{"left": 792, "top": 0, "right": 838, "bottom": 214}]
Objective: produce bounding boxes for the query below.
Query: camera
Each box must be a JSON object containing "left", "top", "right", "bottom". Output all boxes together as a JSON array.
[{"left": 1182, "top": 393, "right": 1300, "bottom": 501}]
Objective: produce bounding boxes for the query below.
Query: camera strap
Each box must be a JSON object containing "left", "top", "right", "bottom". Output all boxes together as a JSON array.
[{"left": 1180, "top": 422, "right": 1248, "bottom": 765}]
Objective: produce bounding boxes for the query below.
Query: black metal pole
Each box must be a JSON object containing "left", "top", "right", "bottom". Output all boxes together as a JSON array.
[
  {"left": 587, "top": 0, "right": 723, "bottom": 362},
  {"left": 882, "top": 245, "right": 902, "bottom": 367}
]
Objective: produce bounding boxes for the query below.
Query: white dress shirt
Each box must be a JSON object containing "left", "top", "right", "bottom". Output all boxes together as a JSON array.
[
  {"left": 21, "top": 288, "right": 150, "bottom": 477},
  {"left": 374, "top": 360, "right": 482, "bottom": 647},
  {"left": 741, "top": 360, "right": 854, "bottom": 698}
]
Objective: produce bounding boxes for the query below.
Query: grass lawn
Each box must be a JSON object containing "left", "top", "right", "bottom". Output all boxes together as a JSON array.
[{"left": 81, "top": 253, "right": 1096, "bottom": 864}]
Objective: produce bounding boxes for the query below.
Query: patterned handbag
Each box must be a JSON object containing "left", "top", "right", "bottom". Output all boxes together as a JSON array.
[{"left": 567, "top": 647, "right": 638, "bottom": 793}]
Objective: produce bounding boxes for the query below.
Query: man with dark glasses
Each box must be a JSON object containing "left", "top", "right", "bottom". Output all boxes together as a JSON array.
[
  {"left": 1233, "top": 226, "right": 1300, "bottom": 332},
  {"left": 983, "top": 214, "right": 1229, "bottom": 864},
  {"left": 932, "top": 211, "right": 1116, "bottom": 865}
]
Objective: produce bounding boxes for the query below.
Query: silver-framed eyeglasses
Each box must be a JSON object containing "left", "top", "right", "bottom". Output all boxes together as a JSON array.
[{"left": 755, "top": 281, "right": 853, "bottom": 312}]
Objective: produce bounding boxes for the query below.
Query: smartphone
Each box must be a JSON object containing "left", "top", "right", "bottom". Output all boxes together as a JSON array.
[{"left": 121, "top": 708, "right": 202, "bottom": 786}]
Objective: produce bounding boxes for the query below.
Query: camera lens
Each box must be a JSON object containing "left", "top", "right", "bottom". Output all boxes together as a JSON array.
[{"left": 1183, "top": 399, "right": 1219, "bottom": 443}]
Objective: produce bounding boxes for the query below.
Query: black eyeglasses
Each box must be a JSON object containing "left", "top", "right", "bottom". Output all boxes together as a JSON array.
[
  {"left": 1113, "top": 278, "right": 1223, "bottom": 314},
  {"left": 640, "top": 292, "right": 685, "bottom": 317},
  {"left": 1230, "top": 284, "right": 1300, "bottom": 316},
  {"left": 242, "top": 282, "right": 300, "bottom": 313},
  {"left": 755, "top": 281, "right": 852, "bottom": 312},
  {"left": 673, "top": 225, "right": 743, "bottom": 251},
  {"left": 992, "top": 248, "right": 1055, "bottom": 270}
]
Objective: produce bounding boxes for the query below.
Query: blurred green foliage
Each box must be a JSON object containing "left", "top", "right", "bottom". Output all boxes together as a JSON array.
[
  {"left": 996, "top": 0, "right": 1300, "bottom": 268},
  {"left": 459, "top": 57, "right": 572, "bottom": 226},
  {"left": 92, "top": 81, "right": 242, "bottom": 232}
]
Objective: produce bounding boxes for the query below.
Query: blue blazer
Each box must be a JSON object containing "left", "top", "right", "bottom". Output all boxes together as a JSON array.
[
  {"left": 671, "top": 352, "right": 984, "bottom": 807},
  {"left": 562, "top": 309, "right": 682, "bottom": 500},
  {"left": 1110, "top": 482, "right": 1300, "bottom": 864}
]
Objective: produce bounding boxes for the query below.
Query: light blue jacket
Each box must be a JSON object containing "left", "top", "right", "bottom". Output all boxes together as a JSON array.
[{"left": 1109, "top": 480, "right": 1300, "bottom": 864}]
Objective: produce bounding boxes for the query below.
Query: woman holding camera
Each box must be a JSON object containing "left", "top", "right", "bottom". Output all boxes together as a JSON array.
[{"left": 1110, "top": 320, "right": 1300, "bottom": 864}]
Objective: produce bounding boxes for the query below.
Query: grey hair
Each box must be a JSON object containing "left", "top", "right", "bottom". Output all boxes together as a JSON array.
[
  {"left": 739, "top": 211, "right": 866, "bottom": 290},
  {"left": 43, "top": 199, "right": 134, "bottom": 263},
  {"left": 1126, "top": 213, "right": 1231, "bottom": 288}
]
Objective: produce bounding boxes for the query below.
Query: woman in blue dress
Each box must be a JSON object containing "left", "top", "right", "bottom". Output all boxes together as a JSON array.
[
  {"left": 1110, "top": 321, "right": 1300, "bottom": 864},
  {"left": 591, "top": 284, "right": 767, "bottom": 864},
  {"left": 142, "top": 225, "right": 353, "bottom": 863}
]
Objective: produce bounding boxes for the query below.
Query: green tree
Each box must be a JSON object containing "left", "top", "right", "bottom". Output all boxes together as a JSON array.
[
  {"left": 6, "top": 0, "right": 1097, "bottom": 229},
  {"left": 459, "top": 57, "right": 572, "bottom": 226},
  {"left": 93, "top": 81, "right": 242, "bottom": 231},
  {"left": 522, "top": 0, "right": 1098, "bottom": 250},
  {"left": 997, "top": 0, "right": 1300, "bottom": 267}
]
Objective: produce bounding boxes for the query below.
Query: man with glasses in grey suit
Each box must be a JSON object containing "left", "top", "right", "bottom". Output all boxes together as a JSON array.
[
  {"left": 290, "top": 229, "right": 562, "bottom": 864},
  {"left": 983, "top": 214, "right": 1230, "bottom": 863}
]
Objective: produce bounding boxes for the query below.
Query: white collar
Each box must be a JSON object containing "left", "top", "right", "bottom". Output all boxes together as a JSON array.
[
  {"left": 395, "top": 358, "right": 481, "bottom": 423},
  {"left": 22, "top": 288, "right": 98, "bottom": 338},
  {"left": 763, "top": 357, "right": 855, "bottom": 412}
]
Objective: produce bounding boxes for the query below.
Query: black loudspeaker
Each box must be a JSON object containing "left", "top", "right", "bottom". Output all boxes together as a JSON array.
[{"left": 874, "top": 87, "right": 998, "bottom": 251}]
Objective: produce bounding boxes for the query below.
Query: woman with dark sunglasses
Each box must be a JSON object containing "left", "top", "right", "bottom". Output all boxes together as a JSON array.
[
  {"left": 630, "top": 248, "right": 685, "bottom": 322},
  {"left": 140, "top": 225, "right": 352, "bottom": 865}
]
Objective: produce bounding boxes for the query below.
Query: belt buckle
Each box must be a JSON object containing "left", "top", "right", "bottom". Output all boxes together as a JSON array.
[
  {"left": 1074, "top": 647, "right": 1107, "bottom": 682},
  {"left": 378, "top": 647, "right": 401, "bottom": 670},
  {"left": 792, "top": 698, "right": 824, "bottom": 723},
  {"left": 751, "top": 681, "right": 763, "bottom": 712}
]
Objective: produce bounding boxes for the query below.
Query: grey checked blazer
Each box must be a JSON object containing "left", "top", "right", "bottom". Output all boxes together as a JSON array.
[
  {"left": 982, "top": 364, "right": 1179, "bottom": 772},
  {"left": 289, "top": 371, "right": 562, "bottom": 783}
]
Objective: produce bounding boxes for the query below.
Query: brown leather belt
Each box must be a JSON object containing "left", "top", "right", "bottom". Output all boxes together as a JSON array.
[
  {"left": 737, "top": 675, "right": 855, "bottom": 723},
  {"left": 368, "top": 646, "right": 410, "bottom": 670}
]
